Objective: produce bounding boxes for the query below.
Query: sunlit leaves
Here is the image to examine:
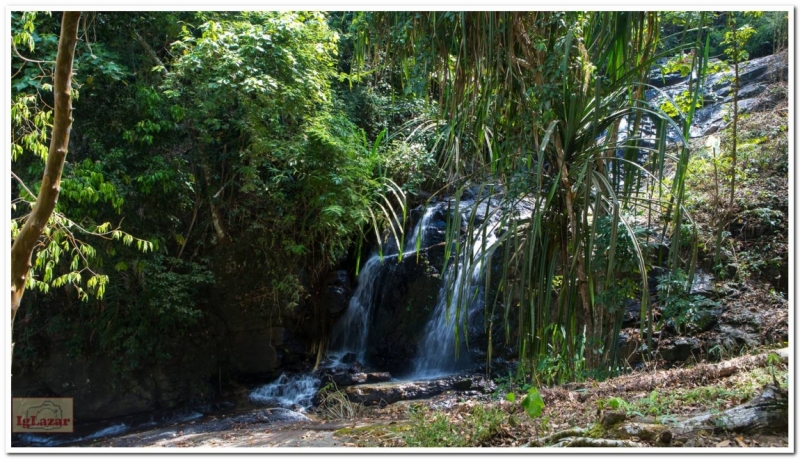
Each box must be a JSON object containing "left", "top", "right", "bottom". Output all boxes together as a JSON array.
[
  {"left": 165, "top": 11, "right": 338, "bottom": 135},
  {"left": 59, "top": 159, "right": 125, "bottom": 213},
  {"left": 11, "top": 94, "right": 52, "bottom": 162},
  {"left": 12, "top": 202, "right": 154, "bottom": 303},
  {"left": 12, "top": 11, "right": 47, "bottom": 53},
  {"left": 722, "top": 24, "right": 757, "bottom": 63}
]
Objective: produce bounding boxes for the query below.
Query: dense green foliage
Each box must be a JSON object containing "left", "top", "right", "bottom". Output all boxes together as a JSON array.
[
  {"left": 10, "top": 11, "right": 429, "bottom": 371},
  {"left": 10, "top": 11, "right": 787, "bottom": 385}
]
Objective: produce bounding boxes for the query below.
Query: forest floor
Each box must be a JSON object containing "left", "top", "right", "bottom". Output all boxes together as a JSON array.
[
  {"left": 84, "top": 344, "right": 788, "bottom": 449},
  {"left": 319, "top": 348, "right": 789, "bottom": 449}
]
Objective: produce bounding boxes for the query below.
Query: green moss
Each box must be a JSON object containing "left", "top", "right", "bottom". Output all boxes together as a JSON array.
[{"left": 586, "top": 422, "right": 607, "bottom": 439}]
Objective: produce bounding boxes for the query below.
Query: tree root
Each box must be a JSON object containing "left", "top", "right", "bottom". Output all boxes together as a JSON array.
[
  {"left": 524, "top": 427, "right": 587, "bottom": 447},
  {"left": 551, "top": 437, "right": 642, "bottom": 447},
  {"left": 527, "top": 384, "right": 787, "bottom": 447},
  {"left": 671, "top": 384, "right": 788, "bottom": 439}
]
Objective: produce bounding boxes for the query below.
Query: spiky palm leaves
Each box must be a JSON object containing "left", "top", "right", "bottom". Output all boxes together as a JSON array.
[{"left": 357, "top": 12, "right": 705, "bottom": 381}]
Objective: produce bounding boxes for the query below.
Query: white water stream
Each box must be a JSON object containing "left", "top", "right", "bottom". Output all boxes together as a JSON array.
[
  {"left": 412, "top": 217, "right": 498, "bottom": 378},
  {"left": 327, "top": 206, "right": 437, "bottom": 363}
]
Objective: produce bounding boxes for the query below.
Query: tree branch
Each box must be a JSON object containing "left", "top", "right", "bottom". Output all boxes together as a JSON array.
[
  {"left": 130, "top": 26, "right": 168, "bottom": 77},
  {"left": 11, "top": 11, "right": 81, "bottom": 358}
]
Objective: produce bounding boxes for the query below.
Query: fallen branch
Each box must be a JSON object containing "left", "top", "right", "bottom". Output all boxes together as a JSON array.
[
  {"left": 589, "top": 348, "right": 788, "bottom": 395},
  {"left": 597, "top": 385, "right": 788, "bottom": 446}
]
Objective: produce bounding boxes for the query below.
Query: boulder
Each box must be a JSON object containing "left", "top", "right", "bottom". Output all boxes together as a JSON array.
[
  {"left": 452, "top": 378, "right": 473, "bottom": 391},
  {"left": 658, "top": 337, "right": 701, "bottom": 363},
  {"left": 343, "top": 379, "right": 451, "bottom": 406}
]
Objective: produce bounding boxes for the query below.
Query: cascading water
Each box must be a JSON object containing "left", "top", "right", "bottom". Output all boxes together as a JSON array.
[
  {"left": 249, "top": 207, "right": 437, "bottom": 408},
  {"left": 249, "top": 373, "right": 321, "bottom": 411},
  {"left": 412, "top": 216, "right": 498, "bottom": 378},
  {"left": 327, "top": 206, "right": 437, "bottom": 363},
  {"left": 326, "top": 255, "right": 383, "bottom": 363}
]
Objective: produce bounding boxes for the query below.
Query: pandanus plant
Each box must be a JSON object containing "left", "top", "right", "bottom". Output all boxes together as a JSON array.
[{"left": 354, "top": 11, "right": 709, "bottom": 382}]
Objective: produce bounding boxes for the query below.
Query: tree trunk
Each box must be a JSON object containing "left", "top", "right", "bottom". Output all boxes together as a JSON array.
[
  {"left": 729, "top": 24, "right": 739, "bottom": 212},
  {"left": 554, "top": 135, "right": 593, "bottom": 366},
  {"left": 198, "top": 146, "right": 229, "bottom": 244},
  {"left": 713, "top": 20, "right": 741, "bottom": 270},
  {"left": 10, "top": 12, "right": 81, "bottom": 366}
]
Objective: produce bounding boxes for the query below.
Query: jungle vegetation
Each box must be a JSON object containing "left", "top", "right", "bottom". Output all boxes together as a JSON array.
[{"left": 10, "top": 11, "right": 788, "bottom": 384}]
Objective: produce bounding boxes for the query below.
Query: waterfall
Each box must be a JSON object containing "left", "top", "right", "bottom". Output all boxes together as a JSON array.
[
  {"left": 249, "top": 207, "right": 437, "bottom": 409},
  {"left": 413, "top": 210, "right": 498, "bottom": 378},
  {"left": 327, "top": 255, "right": 383, "bottom": 362},
  {"left": 404, "top": 206, "right": 436, "bottom": 253},
  {"left": 328, "top": 206, "right": 437, "bottom": 363}
]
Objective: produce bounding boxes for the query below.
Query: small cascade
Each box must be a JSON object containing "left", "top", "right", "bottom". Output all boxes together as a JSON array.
[
  {"left": 249, "top": 373, "right": 320, "bottom": 411},
  {"left": 413, "top": 210, "right": 498, "bottom": 378},
  {"left": 327, "top": 255, "right": 384, "bottom": 362},
  {"left": 404, "top": 206, "right": 436, "bottom": 253},
  {"left": 328, "top": 206, "right": 437, "bottom": 363}
]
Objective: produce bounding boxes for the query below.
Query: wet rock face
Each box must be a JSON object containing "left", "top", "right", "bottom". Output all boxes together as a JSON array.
[
  {"left": 360, "top": 204, "right": 449, "bottom": 374},
  {"left": 646, "top": 52, "right": 788, "bottom": 142},
  {"left": 325, "top": 270, "right": 352, "bottom": 318}
]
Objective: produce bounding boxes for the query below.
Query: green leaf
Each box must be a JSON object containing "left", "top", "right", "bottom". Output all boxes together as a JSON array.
[
  {"left": 505, "top": 392, "right": 516, "bottom": 403},
  {"left": 521, "top": 387, "right": 545, "bottom": 418}
]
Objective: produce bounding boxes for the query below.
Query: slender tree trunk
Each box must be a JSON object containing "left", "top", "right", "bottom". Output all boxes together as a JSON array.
[
  {"left": 729, "top": 26, "right": 739, "bottom": 211},
  {"left": 10, "top": 12, "right": 81, "bottom": 365},
  {"left": 712, "top": 144, "right": 724, "bottom": 265},
  {"left": 197, "top": 144, "right": 229, "bottom": 243},
  {"left": 714, "top": 20, "right": 741, "bottom": 269}
]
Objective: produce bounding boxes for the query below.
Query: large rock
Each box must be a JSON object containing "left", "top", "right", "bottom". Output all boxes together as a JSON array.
[
  {"left": 227, "top": 328, "right": 281, "bottom": 377},
  {"left": 658, "top": 337, "right": 701, "bottom": 363},
  {"left": 343, "top": 374, "right": 495, "bottom": 406},
  {"left": 344, "top": 380, "right": 447, "bottom": 406},
  {"left": 645, "top": 52, "right": 788, "bottom": 143}
]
